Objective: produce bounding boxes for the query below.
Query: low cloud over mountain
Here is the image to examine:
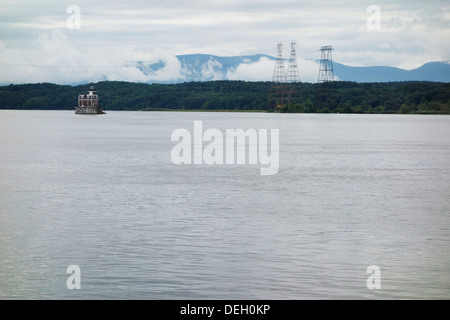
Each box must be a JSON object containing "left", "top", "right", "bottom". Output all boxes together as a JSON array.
[
  {"left": 136, "top": 54, "right": 450, "bottom": 84},
  {"left": 1, "top": 30, "right": 448, "bottom": 85}
]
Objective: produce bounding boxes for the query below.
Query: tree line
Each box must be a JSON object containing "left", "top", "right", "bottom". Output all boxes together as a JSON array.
[{"left": 0, "top": 80, "right": 449, "bottom": 114}]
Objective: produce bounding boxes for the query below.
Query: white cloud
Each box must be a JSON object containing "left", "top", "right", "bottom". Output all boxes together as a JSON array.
[
  {"left": 227, "top": 57, "right": 274, "bottom": 81},
  {"left": 0, "top": 0, "right": 448, "bottom": 83},
  {"left": 0, "top": 30, "right": 141, "bottom": 84},
  {"left": 0, "top": 30, "right": 188, "bottom": 84},
  {"left": 188, "top": 58, "right": 227, "bottom": 81},
  {"left": 226, "top": 57, "right": 324, "bottom": 83},
  {"left": 298, "top": 59, "right": 322, "bottom": 83}
]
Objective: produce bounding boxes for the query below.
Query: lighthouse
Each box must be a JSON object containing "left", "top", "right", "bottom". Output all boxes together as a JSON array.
[{"left": 75, "top": 85, "right": 105, "bottom": 114}]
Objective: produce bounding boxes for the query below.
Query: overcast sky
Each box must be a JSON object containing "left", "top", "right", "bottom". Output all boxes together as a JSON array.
[{"left": 0, "top": 0, "right": 449, "bottom": 84}]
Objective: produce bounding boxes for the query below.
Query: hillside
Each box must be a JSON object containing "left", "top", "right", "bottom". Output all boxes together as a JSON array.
[{"left": 1, "top": 81, "right": 449, "bottom": 114}]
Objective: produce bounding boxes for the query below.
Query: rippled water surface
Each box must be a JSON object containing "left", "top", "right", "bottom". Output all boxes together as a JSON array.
[{"left": 0, "top": 110, "right": 449, "bottom": 299}]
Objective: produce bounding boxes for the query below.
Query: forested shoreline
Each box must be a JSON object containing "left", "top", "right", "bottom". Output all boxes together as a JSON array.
[{"left": 0, "top": 80, "right": 449, "bottom": 114}]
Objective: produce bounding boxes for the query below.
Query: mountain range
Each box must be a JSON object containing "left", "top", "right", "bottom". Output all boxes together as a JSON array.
[
  {"left": 134, "top": 54, "right": 450, "bottom": 83},
  {"left": 333, "top": 60, "right": 450, "bottom": 82}
]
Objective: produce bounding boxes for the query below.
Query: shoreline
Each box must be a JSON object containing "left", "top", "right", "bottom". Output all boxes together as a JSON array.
[{"left": 0, "top": 109, "right": 449, "bottom": 115}]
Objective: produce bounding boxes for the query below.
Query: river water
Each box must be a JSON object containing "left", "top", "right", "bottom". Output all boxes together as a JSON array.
[{"left": 0, "top": 110, "right": 449, "bottom": 299}]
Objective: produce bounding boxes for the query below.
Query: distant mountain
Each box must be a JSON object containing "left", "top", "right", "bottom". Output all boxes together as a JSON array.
[
  {"left": 177, "top": 54, "right": 274, "bottom": 81},
  {"left": 333, "top": 61, "right": 450, "bottom": 82},
  {"left": 135, "top": 54, "right": 450, "bottom": 83},
  {"left": 135, "top": 54, "right": 274, "bottom": 82}
]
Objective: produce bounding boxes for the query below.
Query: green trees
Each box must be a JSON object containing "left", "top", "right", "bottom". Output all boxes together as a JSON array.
[
  {"left": 24, "top": 96, "right": 51, "bottom": 109},
  {"left": 0, "top": 80, "right": 449, "bottom": 114}
]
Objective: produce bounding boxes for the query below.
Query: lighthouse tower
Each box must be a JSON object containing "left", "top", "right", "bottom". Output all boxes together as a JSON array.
[{"left": 75, "top": 85, "right": 105, "bottom": 114}]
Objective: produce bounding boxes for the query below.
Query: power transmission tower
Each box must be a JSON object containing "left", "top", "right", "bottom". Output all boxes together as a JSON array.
[
  {"left": 316, "top": 45, "right": 336, "bottom": 111},
  {"left": 267, "top": 42, "right": 289, "bottom": 112},
  {"left": 287, "top": 40, "right": 302, "bottom": 105}
]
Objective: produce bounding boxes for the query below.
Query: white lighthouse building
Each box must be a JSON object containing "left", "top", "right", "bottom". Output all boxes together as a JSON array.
[{"left": 75, "top": 85, "right": 105, "bottom": 114}]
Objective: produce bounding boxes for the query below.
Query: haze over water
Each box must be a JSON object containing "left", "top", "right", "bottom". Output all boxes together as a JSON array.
[{"left": 0, "top": 110, "right": 449, "bottom": 299}]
